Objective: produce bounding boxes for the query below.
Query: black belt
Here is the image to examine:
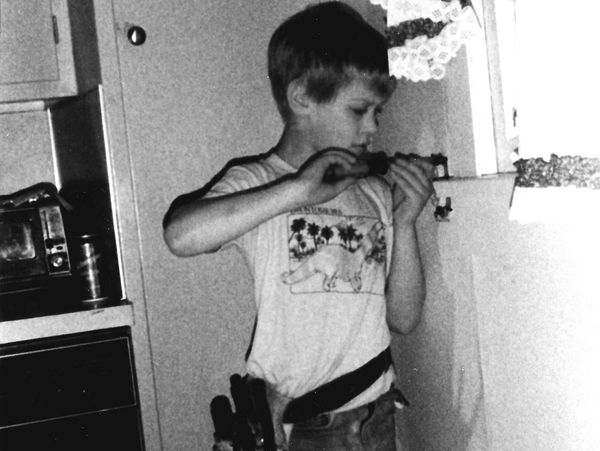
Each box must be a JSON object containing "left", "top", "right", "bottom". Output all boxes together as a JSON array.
[{"left": 283, "top": 347, "right": 393, "bottom": 424}]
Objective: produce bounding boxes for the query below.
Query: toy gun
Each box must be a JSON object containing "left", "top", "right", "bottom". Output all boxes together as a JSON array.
[
  {"left": 323, "top": 151, "right": 449, "bottom": 182},
  {"left": 210, "top": 375, "right": 276, "bottom": 451}
]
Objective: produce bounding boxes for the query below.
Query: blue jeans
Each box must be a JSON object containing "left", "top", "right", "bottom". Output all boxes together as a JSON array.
[{"left": 288, "top": 388, "right": 398, "bottom": 450}]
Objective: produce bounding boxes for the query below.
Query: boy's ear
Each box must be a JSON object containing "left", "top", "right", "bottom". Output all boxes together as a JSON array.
[{"left": 286, "top": 79, "right": 312, "bottom": 115}]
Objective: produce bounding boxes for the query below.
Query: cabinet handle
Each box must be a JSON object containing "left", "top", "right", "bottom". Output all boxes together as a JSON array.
[{"left": 127, "top": 25, "right": 147, "bottom": 46}]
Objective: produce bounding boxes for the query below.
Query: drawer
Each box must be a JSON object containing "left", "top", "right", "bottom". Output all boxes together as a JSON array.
[
  {"left": 0, "top": 406, "right": 143, "bottom": 450},
  {"left": 0, "top": 327, "right": 137, "bottom": 427}
]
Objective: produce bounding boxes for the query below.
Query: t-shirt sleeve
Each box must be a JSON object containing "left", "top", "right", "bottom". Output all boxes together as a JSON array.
[
  {"left": 202, "top": 163, "right": 267, "bottom": 251},
  {"left": 203, "top": 165, "right": 261, "bottom": 198}
]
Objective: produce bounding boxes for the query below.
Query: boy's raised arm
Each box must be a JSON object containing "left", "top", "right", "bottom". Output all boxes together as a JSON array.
[
  {"left": 385, "top": 158, "right": 434, "bottom": 334},
  {"left": 163, "top": 148, "right": 360, "bottom": 257},
  {"left": 163, "top": 177, "right": 299, "bottom": 256}
]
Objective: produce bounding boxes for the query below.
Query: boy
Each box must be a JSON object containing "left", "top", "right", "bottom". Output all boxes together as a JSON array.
[{"left": 164, "top": 2, "right": 434, "bottom": 449}]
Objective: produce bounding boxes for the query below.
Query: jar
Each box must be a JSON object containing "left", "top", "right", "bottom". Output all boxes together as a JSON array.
[{"left": 76, "top": 234, "right": 108, "bottom": 303}]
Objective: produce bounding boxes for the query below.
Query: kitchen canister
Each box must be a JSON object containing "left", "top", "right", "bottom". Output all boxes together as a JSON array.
[{"left": 76, "top": 234, "right": 109, "bottom": 304}]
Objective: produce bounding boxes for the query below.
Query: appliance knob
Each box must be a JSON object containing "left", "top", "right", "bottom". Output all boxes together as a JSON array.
[{"left": 50, "top": 254, "right": 64, "bottom": 268}]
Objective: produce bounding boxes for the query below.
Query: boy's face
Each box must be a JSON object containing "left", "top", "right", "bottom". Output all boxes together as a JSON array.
[{"left": 306, "top": 77, "right": 388, "bottom": 156}]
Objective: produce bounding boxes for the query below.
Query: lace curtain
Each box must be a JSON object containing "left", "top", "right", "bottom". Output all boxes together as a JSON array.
[{"left": 369, "top": 0, "right": 478, "bottom": 81}]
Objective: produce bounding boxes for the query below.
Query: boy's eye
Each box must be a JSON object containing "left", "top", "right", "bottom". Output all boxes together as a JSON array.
[
  {"left": 351, "top": 106, "right": 383, "bottom": 118},
  {"left": 351, "top": 108, "right": 368, "bottom": 116}
]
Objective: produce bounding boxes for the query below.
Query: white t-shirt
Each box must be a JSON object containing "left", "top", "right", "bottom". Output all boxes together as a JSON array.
[{"left": 206, "top": 152, "right": 396, "bottom": 411}]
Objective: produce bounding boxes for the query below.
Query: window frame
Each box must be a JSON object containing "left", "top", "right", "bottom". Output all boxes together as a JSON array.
[{"left": 467, "top": 0, "right": 518, "bottom": 175}]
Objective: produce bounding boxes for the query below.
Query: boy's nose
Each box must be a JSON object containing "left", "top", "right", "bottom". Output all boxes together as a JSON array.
[{"left": 362, "top": 114, "right": 378, "bottom": 135}]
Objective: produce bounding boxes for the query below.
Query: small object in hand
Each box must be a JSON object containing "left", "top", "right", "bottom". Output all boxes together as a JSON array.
[
  {"left": 323, "top": 151, "right": 390, "bottom": 182},
  {"left": 323, "top": 151, "right": 448, "bottom": 182}
]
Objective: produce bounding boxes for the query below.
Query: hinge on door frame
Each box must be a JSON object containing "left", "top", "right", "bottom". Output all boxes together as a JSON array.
[{"left": 52, "top": 15, "right": 59, "bottom": 44}]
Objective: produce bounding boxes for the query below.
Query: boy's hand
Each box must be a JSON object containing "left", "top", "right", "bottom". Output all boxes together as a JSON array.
[
  {"left": 388, "top": 157, "right": 435, "bottom": 226},
  {"left": 291, "top": 147, "right": 360, "bottom": 207}
]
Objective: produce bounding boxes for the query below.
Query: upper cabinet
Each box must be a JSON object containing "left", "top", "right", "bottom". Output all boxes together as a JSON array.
[{"left": 0, "top": 0, "right": 77, "bottom": 103}]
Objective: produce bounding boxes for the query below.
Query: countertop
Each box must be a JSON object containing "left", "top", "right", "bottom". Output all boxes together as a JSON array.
[{"left": 0, "top": 301, "right": 134, "bottom": 344}]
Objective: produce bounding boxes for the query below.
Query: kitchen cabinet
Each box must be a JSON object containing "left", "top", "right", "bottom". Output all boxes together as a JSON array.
[
  {"left": 0, "top": 0, "right": 77, "bottom": 103},
  {"left": 0, "top": 326, "right": 144, "bottom": 450},
  {"left": 0, "top": 0, "right": 157, "bottom": 447}
]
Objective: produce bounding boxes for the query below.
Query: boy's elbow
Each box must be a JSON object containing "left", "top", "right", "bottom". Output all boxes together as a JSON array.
[
  {"left": 163, "top": 225, "right": 196, "bottom": 257},
  {"left": 386, "top": 292, "right": 425, "bottom": 335},
  {"left": 163, "top": 226, "right": 188, "bottom": 257},
  {"left": 388, "top": 313, "right": 422, "bottom": 335},
  {"left": 163, "top": 225, "right": 219, "bottom": 257}
]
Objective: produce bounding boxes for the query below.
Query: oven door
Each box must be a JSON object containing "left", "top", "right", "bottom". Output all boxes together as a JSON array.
[{"left": 0, "top": 208, "right": 48, "bottom": 287}]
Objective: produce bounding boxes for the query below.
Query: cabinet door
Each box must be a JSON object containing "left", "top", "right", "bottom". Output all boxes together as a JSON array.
[
  {"left": 0, "top": 333, "right": 137, "bottom": 427},
  {"left": 0, "top": 327, "right": 144, "bottom": 450},
  {"left": 0, "top": 0, "right": 76, "bottom": 102}
]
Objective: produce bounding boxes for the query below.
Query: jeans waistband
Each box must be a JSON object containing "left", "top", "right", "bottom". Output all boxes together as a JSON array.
[{"left": 294, "top": 386, "right": 402, "bottom": 429}]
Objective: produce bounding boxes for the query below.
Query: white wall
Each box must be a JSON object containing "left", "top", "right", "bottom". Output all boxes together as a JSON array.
[{"left": 0, "top": 110, "right": 54, "bottom": 194}]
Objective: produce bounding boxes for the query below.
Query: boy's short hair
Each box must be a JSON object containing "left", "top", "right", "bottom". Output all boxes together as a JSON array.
[{"left": 268, "top": 1, "right": 394, "bottom": 121}]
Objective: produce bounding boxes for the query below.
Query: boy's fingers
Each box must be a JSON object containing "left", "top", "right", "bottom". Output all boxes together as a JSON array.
[
  {"left": 301, "top": 148, "right": 357, "bottom": 174},
  {"left": 319, "top": 146, "right": 355, "bottom": 157},
  {"left": 394, "top": 172, "right": 432, "bottom": 200},
  {"left": 394, "top": 157, "right": 436, "bottom": 181},
  {"left": 319, "top": 148, "right": 357, "bottom": 168},
  {"left": 300, "top": 151, "right": 361, "bottom": 191},
  {"left": 390, "top": 161, "right": 433, "bottom": 196}
]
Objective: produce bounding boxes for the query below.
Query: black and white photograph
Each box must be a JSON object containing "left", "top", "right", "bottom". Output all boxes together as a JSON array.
[{"left": 1, "top": 1, "right": 598, "bottom": 450}]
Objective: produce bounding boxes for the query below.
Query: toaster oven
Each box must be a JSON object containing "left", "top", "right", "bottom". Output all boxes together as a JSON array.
[{"left": 0, "top": 184, "right": 72, "bottom": 295}]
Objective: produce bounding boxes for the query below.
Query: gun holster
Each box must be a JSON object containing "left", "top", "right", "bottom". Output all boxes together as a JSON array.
[{"left": 211, "top": 375, "right": 276, "bottom": 451}]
